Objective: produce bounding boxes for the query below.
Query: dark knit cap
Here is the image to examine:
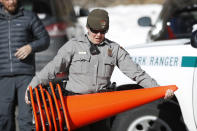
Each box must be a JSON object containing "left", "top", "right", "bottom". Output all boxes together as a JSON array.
[{"left": 87, "top": 9, "right": 109, "bottom": 31}]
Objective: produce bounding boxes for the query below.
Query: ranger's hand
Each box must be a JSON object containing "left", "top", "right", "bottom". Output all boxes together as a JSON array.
[
  {"left": 25, "top": 88, "right": 31, "bottom": 104},
  {"left": 15, "top": 44, "right": 32, "bottom": 60},
  {"left": 164, "top": 89, "right": 174, "bottom": 99}
]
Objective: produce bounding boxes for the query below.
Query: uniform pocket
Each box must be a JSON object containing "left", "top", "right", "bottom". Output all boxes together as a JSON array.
[
  {"left": 103, "top": 57, "right": 115, "bottom": 77},
  {"left": 71, "top": 54, "right": 91, "bottom": 73}
]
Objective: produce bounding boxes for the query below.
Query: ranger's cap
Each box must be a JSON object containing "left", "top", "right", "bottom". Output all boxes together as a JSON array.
[{"left": 87, "top": 9, "right": 109, "bottom": 31}]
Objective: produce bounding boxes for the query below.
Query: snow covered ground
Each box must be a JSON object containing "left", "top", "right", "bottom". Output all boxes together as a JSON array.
[{"left": 78, "top": 4, "right": 162, "bottom": 47}]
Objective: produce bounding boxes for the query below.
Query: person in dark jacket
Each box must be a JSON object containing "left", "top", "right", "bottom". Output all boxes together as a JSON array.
[{"left": 0, "top": 0, "right": 50, "bottom": 130}]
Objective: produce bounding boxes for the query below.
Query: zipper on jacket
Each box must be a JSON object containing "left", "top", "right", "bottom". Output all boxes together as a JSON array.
[{"left": 8, "top": 19, "right": 13, "bottom": 73}]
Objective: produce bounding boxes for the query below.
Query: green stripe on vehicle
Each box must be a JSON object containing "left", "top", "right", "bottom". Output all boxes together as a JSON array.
[{"left": 182, "top": 57, "right": 197, "bottom": 67}]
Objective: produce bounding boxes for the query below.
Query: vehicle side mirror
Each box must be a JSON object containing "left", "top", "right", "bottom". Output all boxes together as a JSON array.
[
  {"left": 138, "top": 16, "right": 152, "bottom": 27},
  {"left": 191, "top": 30, "right": 197, "bottom": 48}
]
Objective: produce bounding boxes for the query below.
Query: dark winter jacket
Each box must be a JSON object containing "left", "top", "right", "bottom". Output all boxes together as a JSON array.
[{"left": 0, "top": 5, "right": 50, "bottom": 76}]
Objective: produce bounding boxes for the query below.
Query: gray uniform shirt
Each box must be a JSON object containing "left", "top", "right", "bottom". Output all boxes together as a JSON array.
[{"left": 29, "top": 35, "right": 159, "bottom": 93}]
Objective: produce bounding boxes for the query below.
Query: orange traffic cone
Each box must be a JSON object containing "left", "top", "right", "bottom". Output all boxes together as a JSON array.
[{"left": 29, "top": 83, "right": 177, "bottom": 131}]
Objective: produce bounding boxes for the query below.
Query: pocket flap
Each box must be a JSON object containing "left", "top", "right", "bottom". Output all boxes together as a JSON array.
[{"left": 73, "top": 55, "right": 91, "bottom": 62}]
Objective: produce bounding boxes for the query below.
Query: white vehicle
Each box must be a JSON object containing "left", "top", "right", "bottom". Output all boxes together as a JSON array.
[
  {"left": 111, "top": 38, "right": 195, "bottom": 131},
  {"left": 110, "top": 0, "right": 197, "bottom": 131}
]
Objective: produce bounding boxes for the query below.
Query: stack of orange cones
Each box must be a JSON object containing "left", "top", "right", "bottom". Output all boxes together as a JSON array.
[{"left": 29, "top": 83, "right": 178, "bottom": 131}]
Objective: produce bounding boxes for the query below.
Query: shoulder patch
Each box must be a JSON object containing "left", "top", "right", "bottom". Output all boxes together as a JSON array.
[
  {"left": 120, "top": 46, "right": 129, "bottom": 55},
  {"left": 120, "top": 46, "right": 126, "bottom": 51}
]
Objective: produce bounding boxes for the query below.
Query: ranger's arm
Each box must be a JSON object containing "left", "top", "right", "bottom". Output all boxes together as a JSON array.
[
  {"left": 116, "top": 45, "right": 159, "bottom": 88},
  {"left": 28, "top": 40, "right": 75, "bottom": 89}
]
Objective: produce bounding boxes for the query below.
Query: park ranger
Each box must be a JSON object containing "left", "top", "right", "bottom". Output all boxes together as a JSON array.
[{"left": 25, "top": 9, "right": 174, "bottom": 103}]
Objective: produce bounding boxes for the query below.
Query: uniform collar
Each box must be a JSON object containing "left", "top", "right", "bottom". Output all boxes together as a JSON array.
[{"left": 77, "top": 34, "right": 89, "bottom": 43}]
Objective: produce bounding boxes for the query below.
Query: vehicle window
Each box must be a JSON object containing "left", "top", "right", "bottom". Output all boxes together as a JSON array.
[
  {"left": 22, "top": 0, "right": 77, "bottom": 23},
  {"left": 33, "top": 1, "right": 52, "bottom": 15},
  {"left": 168, "top": 10, "right": 197, "bottom": 38},
  {"left": 22, "top": 0, "right": 52, "bottom": 16}
]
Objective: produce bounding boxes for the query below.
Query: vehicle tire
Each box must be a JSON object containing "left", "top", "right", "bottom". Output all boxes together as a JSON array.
[{"left": 111, "top": 100, "right": 187, "bottom": 131}]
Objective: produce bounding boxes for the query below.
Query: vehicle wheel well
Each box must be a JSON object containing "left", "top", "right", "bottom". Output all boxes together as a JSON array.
[
  {"left": 110, "top": 99, "right": 186, "bottom": 131},
  {"left": 109, "top": 84, "right": 186, "bottom": 131}
]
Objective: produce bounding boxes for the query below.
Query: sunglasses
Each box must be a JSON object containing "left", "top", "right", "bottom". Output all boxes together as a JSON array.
[{"left": 90, "top": 28, "right": 108, "bottom": 34}]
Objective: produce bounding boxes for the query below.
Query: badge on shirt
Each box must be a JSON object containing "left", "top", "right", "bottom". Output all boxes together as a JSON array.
[
  {"left": 108, "top": 48, "right": 112, "bottom": 57},
  {"left": 78, "top": 51, "right": 87, "bottom": 54}
]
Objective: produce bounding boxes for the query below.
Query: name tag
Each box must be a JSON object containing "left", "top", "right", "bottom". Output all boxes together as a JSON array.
[{"left": 78, "top": 51, "right": 87, "bottom": 54}]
